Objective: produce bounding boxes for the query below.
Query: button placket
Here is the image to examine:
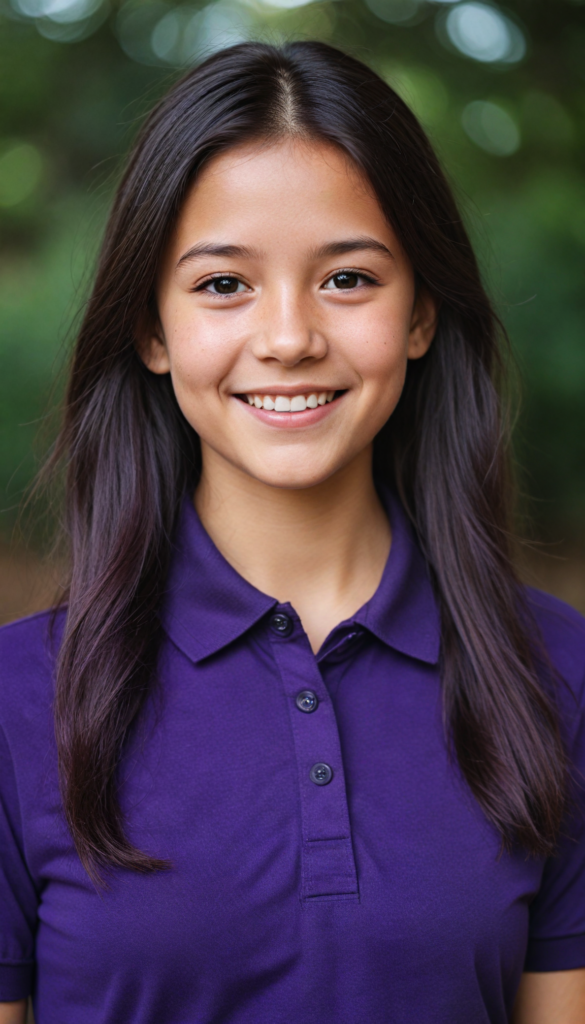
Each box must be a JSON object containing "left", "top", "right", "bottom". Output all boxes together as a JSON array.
[{"left": 269, "top": 611, "right": 358, "bottom": 901}]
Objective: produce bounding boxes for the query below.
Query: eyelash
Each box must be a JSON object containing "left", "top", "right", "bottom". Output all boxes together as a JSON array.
[
  {"left": 193, "top": 269, "right": 380, "bottom": 295},
  {"left": 323, "top": 269, "right": 379, "bottom": 290},
  {"left": 193, "top": 274, "right": 247, "bottom": 296}
]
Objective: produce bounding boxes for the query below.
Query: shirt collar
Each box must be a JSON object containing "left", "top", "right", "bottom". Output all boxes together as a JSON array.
[
  {"left": 352, "top": 487, "right": 440, "bottom": 664},
  {"left": 162, "top": 487, "right": 440, "bottom": 666},
  {"left": 161, "top": 495, "right": 276, "bottom": 665}
]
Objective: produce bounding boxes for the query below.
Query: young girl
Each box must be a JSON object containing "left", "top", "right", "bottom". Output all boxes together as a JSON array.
[{"left": 1, "top": 41, "right": 584, "bottom": 1024}]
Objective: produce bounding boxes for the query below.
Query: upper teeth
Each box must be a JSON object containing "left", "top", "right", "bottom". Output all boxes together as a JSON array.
[{"left": 246, "top": 392, "right": 335, "bottom": 412}]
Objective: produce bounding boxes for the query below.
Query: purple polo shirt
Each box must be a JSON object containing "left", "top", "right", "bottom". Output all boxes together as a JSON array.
[{"left": 1, "top": 489, "right": 585, "bottom": 1024}]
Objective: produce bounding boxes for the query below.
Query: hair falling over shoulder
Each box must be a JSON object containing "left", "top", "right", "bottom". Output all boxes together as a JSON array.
[{"left": 46, "top": 41, "right": 566, "bottom": 879}]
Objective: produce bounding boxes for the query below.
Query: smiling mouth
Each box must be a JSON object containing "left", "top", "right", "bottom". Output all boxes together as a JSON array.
[{"left": 239, "top": 390, "right": 344, "bottom": 412}]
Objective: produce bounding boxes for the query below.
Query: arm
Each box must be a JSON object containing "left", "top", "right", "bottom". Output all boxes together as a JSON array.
[
  {"left": 512, "top": 969, "right": 585, "bottom": 1024},
  {"left": 0, "top": 1001, "right": 27, "bottom": 1024}
]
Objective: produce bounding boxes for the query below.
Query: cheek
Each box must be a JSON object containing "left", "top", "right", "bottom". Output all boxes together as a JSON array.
[
  {"left": 163, "top": 320, "right": 235, "bottom": 404},
  {"left": 346, "top": 307, "right": 410, "bottom": 394}
]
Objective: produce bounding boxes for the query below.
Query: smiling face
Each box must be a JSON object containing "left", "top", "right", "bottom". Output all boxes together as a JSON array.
[{"left": 141, "top": 138, "right": 436, "bottom": 491}]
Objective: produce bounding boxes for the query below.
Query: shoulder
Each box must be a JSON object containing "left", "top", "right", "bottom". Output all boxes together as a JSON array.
[
  {"left": 525, "top": 589, "right": 585, "bottom": 745},
  {"left": 0, "top": 605, "right": 64, "bottom": 663},
  {"left": 0, "top": 607, "right": 66, "bottom": 723},
  {"left": 526, "top": 588, "right": 585, "bottom": 686}
]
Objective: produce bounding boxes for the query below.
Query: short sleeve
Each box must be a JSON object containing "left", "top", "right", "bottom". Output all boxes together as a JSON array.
[
  {"left": 0, "top": 722, "right": 38, "bottom": 1000},
  {"left": 525, "top": 664, "right": 585, "bottom": 971}
]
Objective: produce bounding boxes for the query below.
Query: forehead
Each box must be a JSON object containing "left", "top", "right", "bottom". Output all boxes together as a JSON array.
[
  {"left": 167, "top": 138, "right": 394, "bottom": 257},
  {"left": 193, "top": 137, "right": 371, "bottom": 201}
]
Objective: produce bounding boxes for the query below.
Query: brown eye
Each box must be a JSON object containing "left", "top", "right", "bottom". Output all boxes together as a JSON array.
[
  {"left": 211, "top": 276, "right": 241, "bottom": 294},
  {"left": 323, "top": 270, "right": 377, "bottom": 292},
  {"left": 333, "top": 272, "right": 359, "bottom": 289}
]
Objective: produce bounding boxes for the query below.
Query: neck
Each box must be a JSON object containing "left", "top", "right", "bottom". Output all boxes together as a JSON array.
[{"left": 195, "top": 445, "right": 391, "bottom": 652}]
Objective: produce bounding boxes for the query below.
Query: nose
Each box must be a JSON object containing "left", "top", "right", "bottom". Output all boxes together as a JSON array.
[{"left": 251, "top": 286, "right": 328, "bottom": 367}]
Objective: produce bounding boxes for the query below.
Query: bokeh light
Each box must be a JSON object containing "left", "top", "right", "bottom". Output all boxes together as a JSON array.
[
  {"left": 0, "top": 142, "right": 43, "bottom": 207},
  {"left": 462, "top": 100, "right": 520, "bottom": 156},
  {"left": 12, "top": 0, "right": 102, "bottom": 21},
  {"left": 364, "top": 0, "right": 421, "bottom": 25},
  {"left": 258, "top": 0, "right": 316, "bottom": 10},
  {"left": 151, "top": 2, "right": 251, "bottom": 65},
  {"left": 116, "top": 2, "right": 169, "bottom": 65},
  {"left": 10, "top": 0, "right": 109, "bottom": 41},
  {"left": 444, "top": 3, "right": 526, "bottom": 64}
]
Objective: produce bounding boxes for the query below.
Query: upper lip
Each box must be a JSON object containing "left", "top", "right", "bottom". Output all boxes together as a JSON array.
[{"left": 235, "top": 385, "right": 343, "bottom": 396}]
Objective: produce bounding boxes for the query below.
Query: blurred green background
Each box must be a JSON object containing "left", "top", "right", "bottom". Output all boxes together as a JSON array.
[{"left": 0, "top": 0, "right": 584, "bottom": 617}]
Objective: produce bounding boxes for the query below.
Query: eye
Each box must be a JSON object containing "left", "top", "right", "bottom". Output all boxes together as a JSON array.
[
  {"left": 199, "top": 276, "right": 247, "bottom": 295},
  {"left": 322, "top": 271, "right": 375, "bottom": 290}
]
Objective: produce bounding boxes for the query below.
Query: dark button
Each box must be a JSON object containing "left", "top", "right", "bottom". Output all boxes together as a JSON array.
[
  {"left": 270, "top": 613, "right": 293, "bottom": 637},
  {"left": 310, "top": 762, "right": 333, "bottom": 786},
  {"left": 295, "top": 689, "right": 319, "bottom": 713}
]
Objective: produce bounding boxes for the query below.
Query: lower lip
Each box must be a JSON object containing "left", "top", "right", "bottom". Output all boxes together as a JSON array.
[{"left": 235, "top": 394, "right": 344, "bottom": 428}]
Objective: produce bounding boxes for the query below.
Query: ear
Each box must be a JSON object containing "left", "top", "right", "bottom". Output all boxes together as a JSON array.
[
  {"left": 135, "top": 316, "right": 171, "bottom": 375},
  {"left": 407, "top": 287, "right": 438, "bottom": 360}
]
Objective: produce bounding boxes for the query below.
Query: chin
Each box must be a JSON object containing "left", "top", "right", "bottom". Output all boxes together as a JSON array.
[{"left": 245, "top": 459, "right": 342, "bottom": 492}]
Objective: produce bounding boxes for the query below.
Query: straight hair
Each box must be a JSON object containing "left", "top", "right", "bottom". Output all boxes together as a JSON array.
[{"left": 48, "top": 41, "right": 566, "bottom": 878}]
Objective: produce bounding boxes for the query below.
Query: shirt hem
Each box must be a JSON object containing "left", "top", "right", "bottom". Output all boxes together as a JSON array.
[
  {"left": 0, "top": 961, "right": 34, "bottom": 1001},
  {"left": 525, "top": 932, "right": 585, "bottom": 972}
]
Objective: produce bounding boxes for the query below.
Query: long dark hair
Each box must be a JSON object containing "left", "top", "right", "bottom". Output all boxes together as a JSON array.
[{"left": 49, "top": 41, "right": 565, "bottom": 878}]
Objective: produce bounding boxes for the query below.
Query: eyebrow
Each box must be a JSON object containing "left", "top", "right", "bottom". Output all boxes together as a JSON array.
[
  {"left": 175, "top": 236, "right": 394, "bottom": 270},
  {"left": 176, "top": 243, "right": 259, "bottom": 269},
  {"left": 310, "top": 237, "right": 395, "bottom": 261}
]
